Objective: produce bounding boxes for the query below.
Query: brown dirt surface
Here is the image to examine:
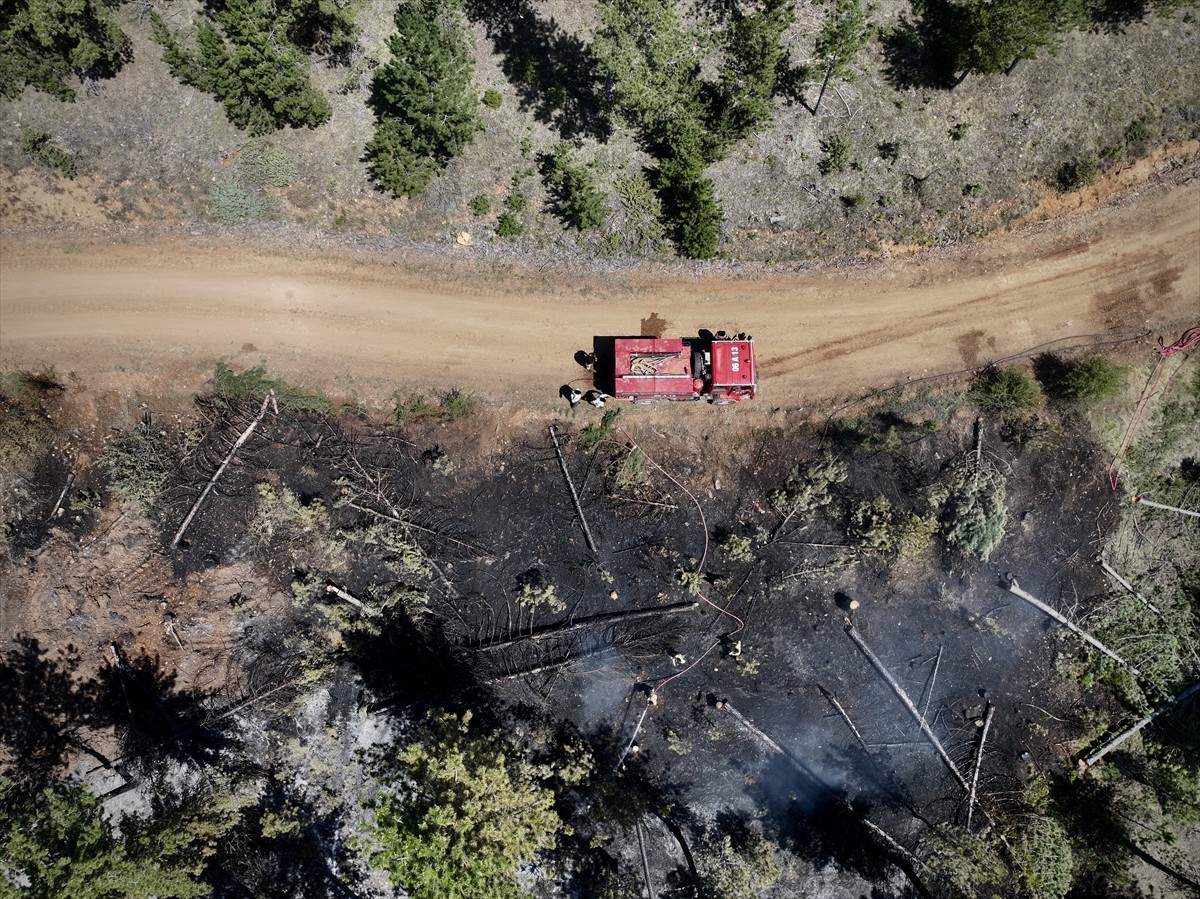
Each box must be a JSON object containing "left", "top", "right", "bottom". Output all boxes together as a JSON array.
[{"left": 2, "top": 160, "right": 1198, "bottom": 425}]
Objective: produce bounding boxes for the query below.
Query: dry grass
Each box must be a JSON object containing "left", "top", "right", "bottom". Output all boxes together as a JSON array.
[{"left": 0, "top": 1, "right": 1196, "bottom": 263}]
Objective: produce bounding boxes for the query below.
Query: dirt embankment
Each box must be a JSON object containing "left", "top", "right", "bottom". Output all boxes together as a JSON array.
[{"left": 1, "top": 169, "right": 1197, "bottom": 418}]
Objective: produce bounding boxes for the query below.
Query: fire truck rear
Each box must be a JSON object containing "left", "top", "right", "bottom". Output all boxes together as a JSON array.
[{"left": 593, "top": 330, "right": 757, "bottom": 404}]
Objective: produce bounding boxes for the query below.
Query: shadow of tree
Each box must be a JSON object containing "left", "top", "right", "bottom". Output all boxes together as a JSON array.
[
  {"left": 207, "top": 771, "right": 369, "bottom": 899},
  {"left": 465, "top": 0, "right": 612, "bottom": 141},
  {"left": 880, "top": 15, "right": 959, "bottom": 91},
  {"left": 751, "top": 754, "right": 915, "bottom": 887},
  {"left": 93, "top": 648, "right": 232, "bottom": 773},
  {"left": 0, "top": 636, "right": 98, "bottom": 787}
]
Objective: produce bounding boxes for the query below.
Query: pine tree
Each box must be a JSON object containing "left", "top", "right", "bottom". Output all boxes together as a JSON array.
[
  {"left": 0, "top": 0, "right": 130, "bottom": 100},
  {"left": 149, "top": 0, "right": 337, "bottom": 133},
  {"left": 365, "top": 0, "right": 481, "bottom": 197},
  {"left": 363, "top": 710, "right": 562, "bottom": 899},
  {"left": 0, "top": 780, "right": 209, "bottom": 899}
]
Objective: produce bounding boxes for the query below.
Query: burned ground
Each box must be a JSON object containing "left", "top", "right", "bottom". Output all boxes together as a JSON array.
[{"left": 1, "top": 364, "right": 1197, "bottom": 898}]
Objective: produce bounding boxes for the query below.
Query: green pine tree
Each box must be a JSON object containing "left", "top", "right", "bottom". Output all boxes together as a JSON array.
[
  {"left": 0, "top": 0, "right": 130, "bottom": 100},
  {"left": 0, "top": 780, "right": 210, "bottom": 899},
  {"left": 149, "top": 0, "right": 338, "bottom": 134},
  {"left": 365, "top": 0, "right": 482, "bottom": 197},
  {"left": 363, "top": 710, "right": 562, "bottom": 899}
]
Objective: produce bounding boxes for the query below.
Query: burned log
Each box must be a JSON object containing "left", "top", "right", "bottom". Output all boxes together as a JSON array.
[
  {"left": 1081, "top": 681, "right": 1200, "bottom": 769},
  {"left": 171, "top": 391, "right": 275, "bottom": 549},
  {"left": 966, "top": 703, "right": 995, "bottom": 831},
  {"left": 1005, "top": 576, "right": 1136, "bottom": 673},
  {"left": 844, "top": 624, "right": 969, "bottom": 793},
  {"left": 475, "top": 600, "right": 699, "bottom": 650},
  {"left": 549, "top": 424, "right": 599, "bottom": 554}
]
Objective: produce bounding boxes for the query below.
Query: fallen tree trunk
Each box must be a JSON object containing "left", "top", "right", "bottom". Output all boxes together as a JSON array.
[
  {"left": 549, "top": 424, "right": 598, "bottom": 554},
  {"left": 47, "top": 472, "right": 75, "bottom": 522},
  {"left": 1082, "top": 681, "right": 1200, "bottom": 769},
  {"left": 1135, "top": 496, "right": 1200, "bottom": 519},
  {"left": 844, "top": 625, "right": 969, "bottom": 793},
  {"left": 326, "top": 583, "right": 380, "bottom": 618},
  {"left": 967, "top": 703, "right": 995, "bottom": 831},
  {"left": 723, "top": 702, "right": 930, "bottom": 877},
  {"left": 475, "top": 600, "right": 698, "bottom": 650},
  {"left": 1098, "top": 558, "right": 1161, "bottom": 616},
  {"left": 171, "top": 392, "right": 274, "bottom": 549},
  {"left": 1006, "top": 576, "right": 1136, "bottom": 673}
]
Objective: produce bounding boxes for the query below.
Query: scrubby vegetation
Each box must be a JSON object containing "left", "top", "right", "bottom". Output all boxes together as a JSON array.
[
  {"left": 1, "top": 0, "right": 1195, "bottom": 259},
  {"left": 1, "top": 347, "right": 1197, "bottom": 897}
]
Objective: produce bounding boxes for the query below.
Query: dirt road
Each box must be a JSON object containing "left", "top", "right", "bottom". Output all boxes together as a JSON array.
[{"left": 1, "top": 175, "right": 1197, "bottom": 415}]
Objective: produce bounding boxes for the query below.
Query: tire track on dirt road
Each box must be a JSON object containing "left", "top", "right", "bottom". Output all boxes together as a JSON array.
[{"left": 1, "top": 177, "right": 1196, "bottom": 413}]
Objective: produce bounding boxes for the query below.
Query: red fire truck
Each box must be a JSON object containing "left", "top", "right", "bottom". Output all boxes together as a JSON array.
[{"left": 592, "top": 330, "right": 757, "bottom": 404}]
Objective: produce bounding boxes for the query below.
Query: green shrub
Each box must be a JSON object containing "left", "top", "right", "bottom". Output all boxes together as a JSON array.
[
  {"left": 769, "top": 453, "right": 848, "bottom": 524},
  {"left": 924, "top": 825, "right": 1009, "bottom": 897},
  {"left": 496, "top": 211, "right": 523, "bottom": 237},
  {"left": 722, "top": 533, "right": 756, "bottom": 563},
  {"left": 579, "top": 408, "right": 620, "bottom": 449},
  {"left": 1015, "top": 816, "right": 1075, "bottom": 899},
  {"left": 971, "top": 366, "right": 1042, "bottom": 415},
  {"left": 613, "top": 447, "right": 645, "bottom": 492},
  {"left": 468, "top": 194, "right": 491, "bottom": 216},
  {"left": 1056, "top": 155, "right": 1101, "bottom": 192},
  {"left": 840, "top": 192, "right": 867, "bottom": 208},
  {"left": 933, "top": 458, "right": 1007, "bottom": 560},
  {"left": 238, "top": 139, "right": 297, "bottom": 187},
  {"left": 482, "top": 88, "right": 502, "bottom": 109},
  {"left": 850, "top": 496, "right": 898, "bottom": 550},
  {"left": 819, "top": 133, "right": 851, "bottom": 175},
  {"left": 393, "top": 391, "right": 437, "bottom": 424},
  {"left": 438, "top": 388, "right": 476, "bottom": 421},
  {"left": 695, "top": 831, "right": 780, "bottom": 899},
  {"left": 1123, "top": 115, "right": 1156, "bottom": 153},
  {"left": 503, "top": 189, "right": 527, "bottom": 213},
  {"left": 17, "top": 127, "right": 78, "bottom": 178},
  {"left": 542, "top": 143, "right": 607, "bottom": 230},
  {"left": 1062, "top": 357, "right": 1125, "bottom": 402},
  {"left": 210, "top": 361, "right": 329, "bottom": 411},
  {"left": 209, "top": 176, "right": 273, "bottom": 224}
]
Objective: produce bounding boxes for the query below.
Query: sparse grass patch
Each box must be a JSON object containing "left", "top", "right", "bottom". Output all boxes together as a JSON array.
[
  {"left": 392, "top": 387, "right": 477, "bottom": 424},
  {"left": 101, "top": 412, "right": 175, "bottom": 513},
  {"left": 0, "top": 369, "right": 62, "bottom": 472},
  {"left": 238, "top": 138, "right": 298, "bottom": 187},
  {"left": 209, "top": 176, "right": 275, "bottom": 224},
  {"left": 1060, "top": 357, "right": 1126, "bottom": 402}
]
